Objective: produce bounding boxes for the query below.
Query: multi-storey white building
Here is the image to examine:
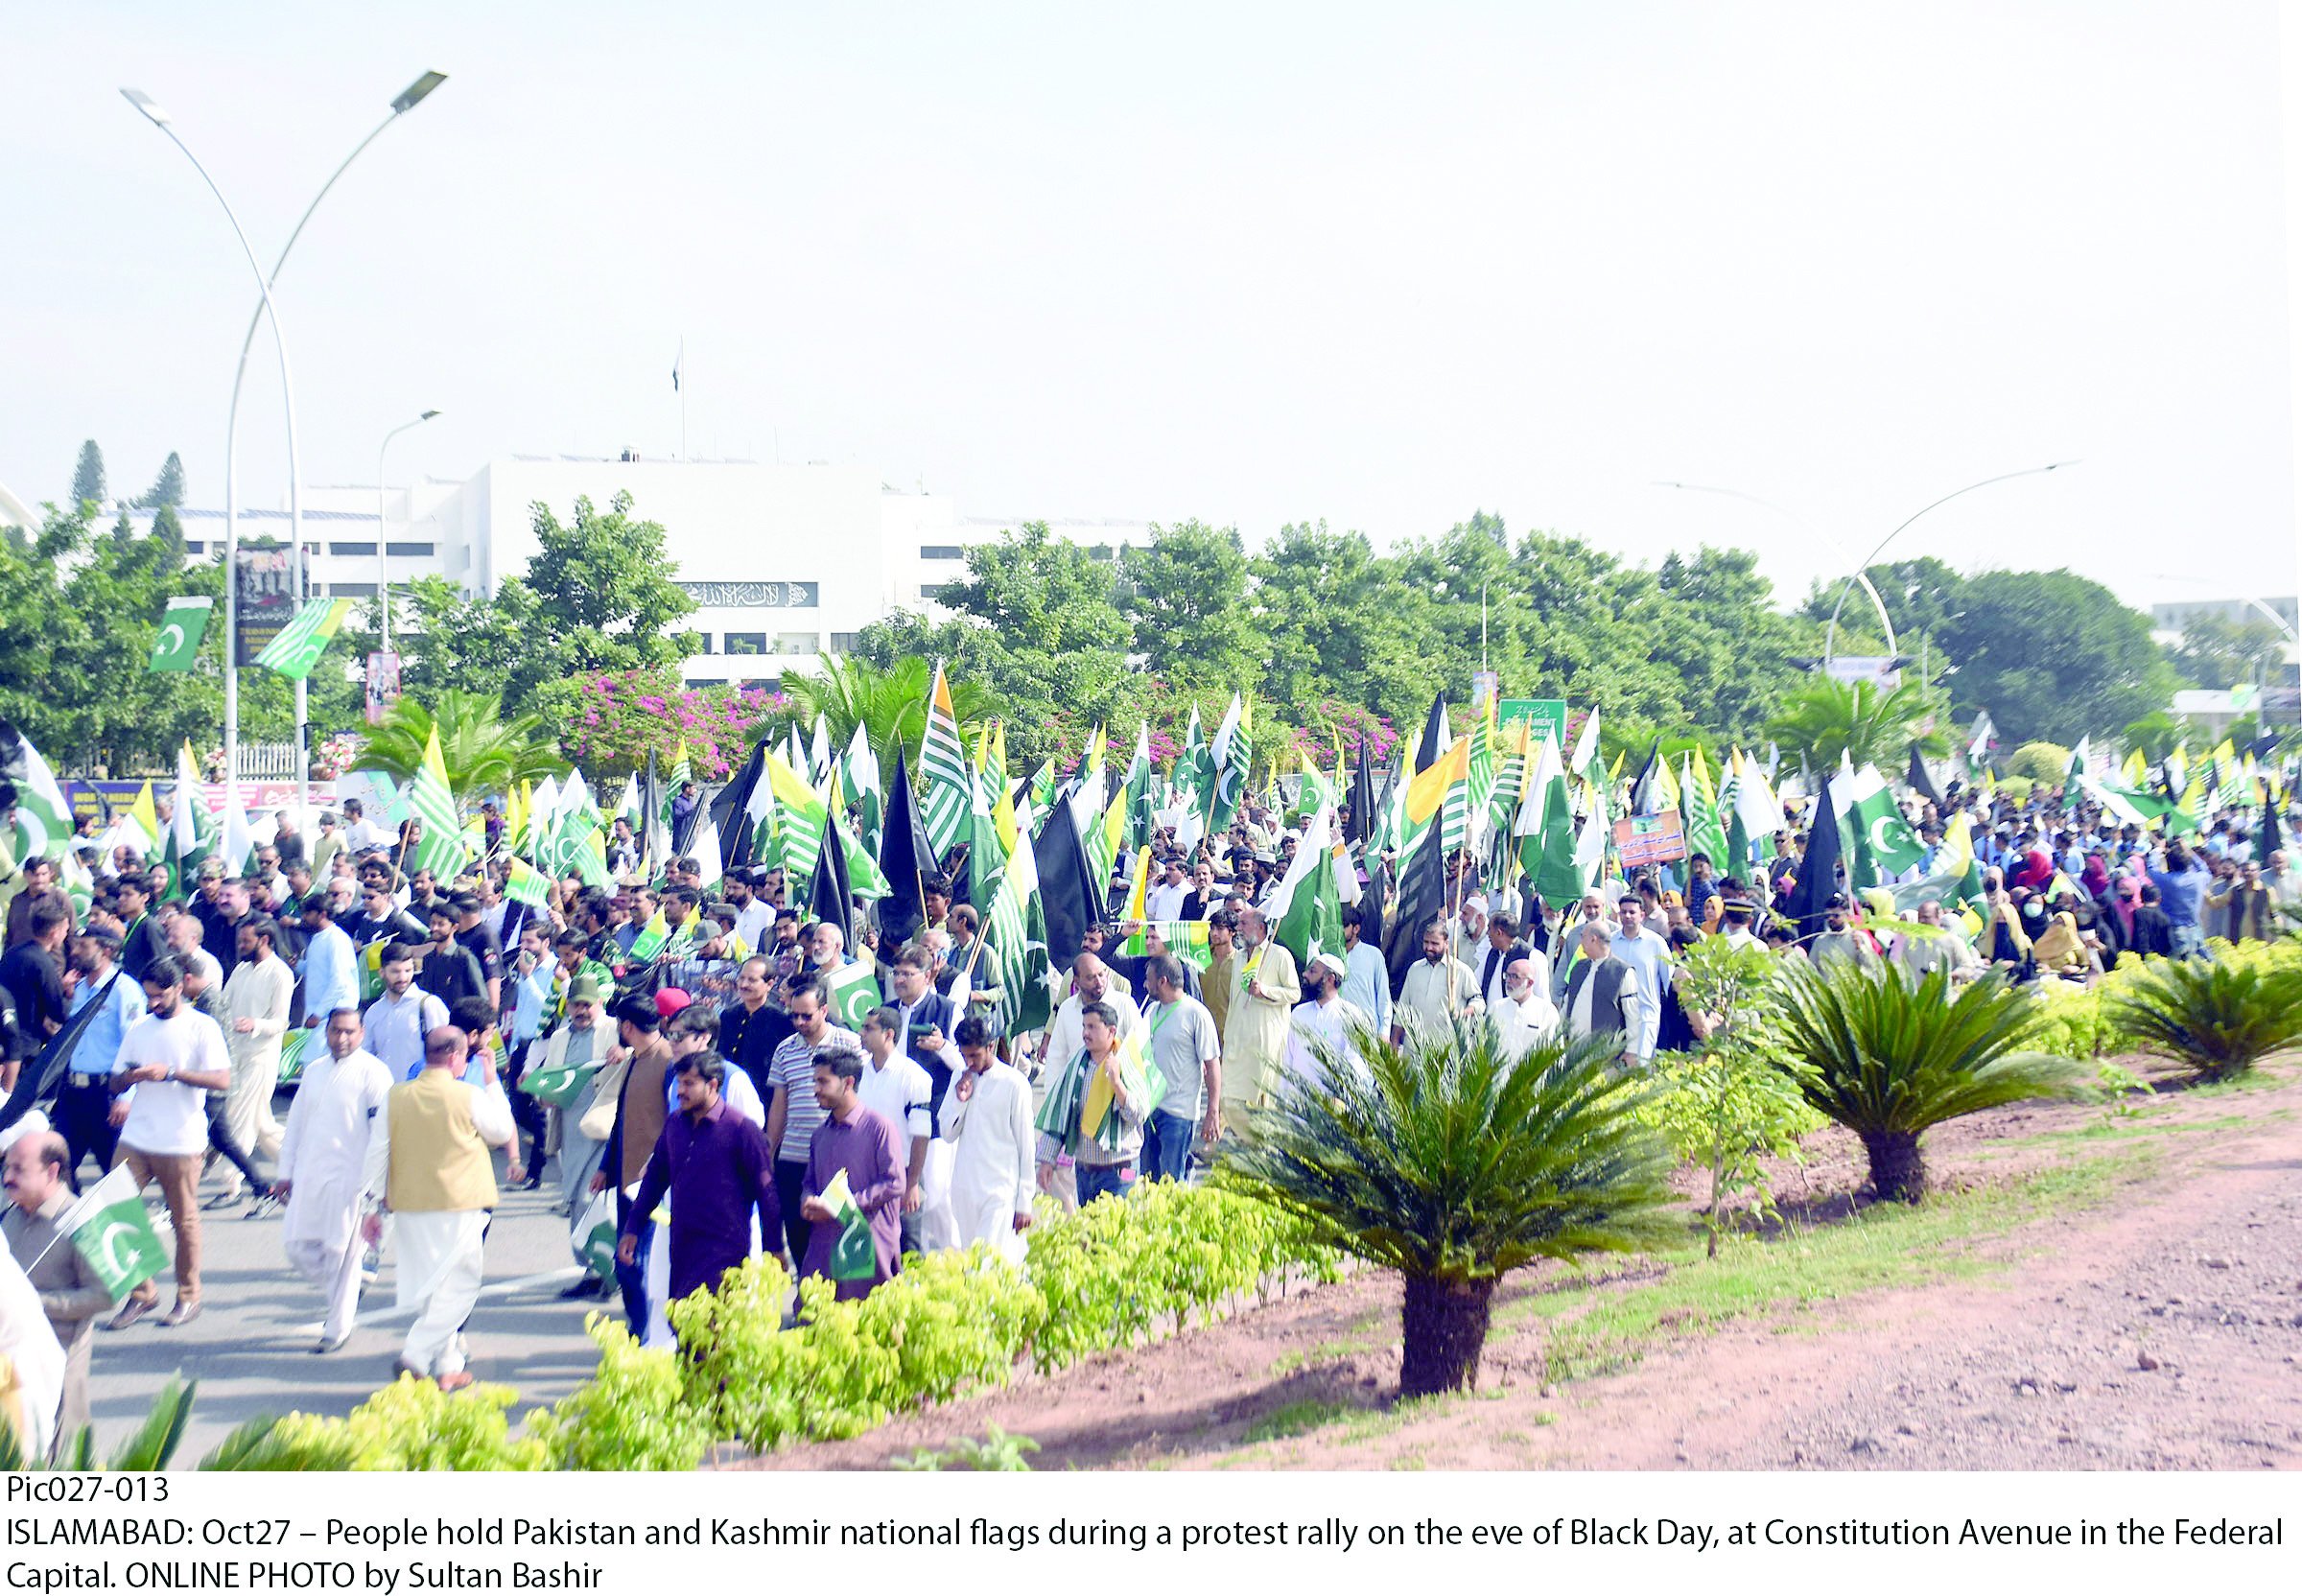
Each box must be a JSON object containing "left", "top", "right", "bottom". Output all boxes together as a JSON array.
[{"left": 75, "top": 456, "right": 1150, "bottom": 690}]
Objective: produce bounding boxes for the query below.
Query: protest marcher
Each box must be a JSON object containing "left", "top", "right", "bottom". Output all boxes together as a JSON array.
[
  {"left": 1036, "top": 1000, "right": 1148, "bottom": 1206},
  {"left": 1477, "top": 913, "right": 1534, "bottom": 1011},
  {"left": 1808, "top": 896, "right": 1879, "bottom": 973},
  {"left": 1607, "top": 896, "right": 1670, "bottom": 1062},
  {"left": 1137, "top": 954, "right": 1220, "bottom": 1183},
  {"left": 0, "top": 1241, "right": 63, "bottom": 1463},
  {"left": 364, "top": 944, "right": 449, "bottom": 1082},
  {"left": 884, "top": 945, "right": 960, "bottom": 1132},
  {"left": 274, "top": 1008, "right": 392, "bottom": 1353},
  {"left": 417, "top": 904, "right": 487, "bottom": 1013},
  {"left": 214, "top": 916, "right": 291, "bottom": 1208},
  {"left": 376, "top": 1025, "right": 518, "bottom": 1391},
  {"left": 1491, "top": 955, "right": 1559, "bottom": 1060},
  {"left": 101, "top": 955, "right": 230, "bottom": 1331},
  {"left": 1, "top": 1132, "right": 109, "bottom": 1447},
  {"left": 716, "top": 956, "right": 787, "bottom": 1105},
  {"left": 1395, "top": 919, "right": 1476, "bottom": 1043},
  {"left": 799, "top": 1039, "right": 904, "bottom": 1299},
  {"left": 1284, "top": 951, "right": 1369, "bottom": 1092},
  {"left": 618, "top": 1050, "right": 780, "bottom": 1313},
  {"left": 296, "top": 894, "right": 358, "bottom": 1031},
  {"left": 855, "top": 1007, "right": 933, "bottom": 1256},
  {"left": 596, "top": 996, "right": 677, "bottom": 1330},
  {"left": 57, "top": 933, "right": 139, "bottom": 1191},
  {"left": 1337, "top": 904, "right": 1392, "bottom": 1038},
  {"left": 1562, "top": 922, "right": 1641, "bottom": 1066},
  {"left": 1217, "top": 905, "right": 1298, "bottom": 1134},
  {"left": 764, "top": 978, "right": 857, "bottom": 1265},
  {"left": 940, "top": 1016, "right": 1034, "bottom": 1263}
]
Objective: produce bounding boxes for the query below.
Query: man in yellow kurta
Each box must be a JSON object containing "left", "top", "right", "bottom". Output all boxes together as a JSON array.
[{"left": 1217, "top": 904, "right": 1299, "bottom": 1137}]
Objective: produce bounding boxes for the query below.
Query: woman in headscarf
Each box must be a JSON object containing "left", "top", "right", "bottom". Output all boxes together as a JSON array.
[{"left": 2030, "top": 910, "right": 2100, "bottom": 983}]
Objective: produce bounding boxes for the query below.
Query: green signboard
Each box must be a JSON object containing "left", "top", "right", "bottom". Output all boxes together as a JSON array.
[{"left": 1497, "top": 698, "right": 1569, "bottom": 750}]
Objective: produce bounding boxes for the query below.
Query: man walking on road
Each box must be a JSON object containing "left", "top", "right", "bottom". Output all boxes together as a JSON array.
[
  {"left": 216, "top": 916, "right": 292, "bottom": 1206},
  {"left": 101, "top": 955, "right": 230, "bottom": 1332},
  {"left": 275, "top": 1008, "right": 392, "bottom": 1354}
]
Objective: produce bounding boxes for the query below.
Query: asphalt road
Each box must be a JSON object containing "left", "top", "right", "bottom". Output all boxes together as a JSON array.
[{"left": 80, "top": 1142, "right": 610, "bottom": 1464}]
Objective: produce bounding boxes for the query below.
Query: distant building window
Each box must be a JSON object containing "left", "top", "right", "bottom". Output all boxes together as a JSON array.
[
  {"left": 694, "top": 634, "right": 715, "bottom": 654},
  {"left": 1088, "top": 544, "right": 1114, "bottom": 561},
  {"left": 922, "top": 583, "right": 962, "bottom": 602},
  {"left": 829, "top": 632, "right": 861, "bottom": 654},
  {"left": 183, "top": 541, "right": 204, "bottom": 554},
  {"left": 385, "top": 541, "right": 434, "bottom": 557},
  {"left": 775, "top": 632, "right": 820, "bottom": 656},
  {"left": 919, "top": 544, "right": 964, "bottom": 561},
  {"left": 331, "top": 541, "right": 377, "bottom": 556},
  {"left": 330, "top": 582, "right": 378, "bottom": 598},
  {"left": 723, "top": 633, "right": 767, "bottom": 656}
]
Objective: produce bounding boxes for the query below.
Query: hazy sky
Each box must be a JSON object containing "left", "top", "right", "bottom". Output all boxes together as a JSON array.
[{"left": 3, "top": 2, "right": 2292, "bottom": 611}]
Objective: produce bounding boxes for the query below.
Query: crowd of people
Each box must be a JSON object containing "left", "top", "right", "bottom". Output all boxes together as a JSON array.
[{"left": 0, "top": 756, "right": 2289, "bottom": 1456}]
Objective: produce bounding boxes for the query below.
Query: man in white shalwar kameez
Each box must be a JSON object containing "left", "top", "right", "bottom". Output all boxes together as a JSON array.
[
  {"left": 1283, "top": 953, "right": 1370, "bottom": 1094},
  {"left": 1489, "top": 957, "right": 1559, "bottom": 1062},
  {"left": 217, "top": 917, "right": 294, "bottom": 1198},
  {"left": 373, "top": 1025, "right": 517, "bottom": 1390},
  {"left": 940, "top": 1017, "right": 1035, "bottom": 1264},
  {"left": 274, "top": 1008, "right": 392, "bottom": 1353}
]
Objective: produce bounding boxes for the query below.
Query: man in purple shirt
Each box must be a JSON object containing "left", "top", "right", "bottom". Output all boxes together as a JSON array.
[
  {"left": 798, "top": 1040, "right": 904, "bottom": 1299},
  {"left": 618, "top": 1051, "right": 782, "bottom": 1305}
]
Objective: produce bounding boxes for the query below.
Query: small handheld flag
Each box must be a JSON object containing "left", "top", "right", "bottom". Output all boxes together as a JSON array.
[
  {"left": 815, "top": 1167, "right": 877, "bottom": 1281},
  {"left": 60, "top": 1166, "right": 169, "bottom": 1302}
]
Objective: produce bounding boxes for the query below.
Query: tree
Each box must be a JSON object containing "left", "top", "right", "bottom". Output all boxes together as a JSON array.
[
  {"left": 137, "top": 452, "right": 187, "bottom": 510},
  {"left": 1219, "top": 1019, "right": 1679, "bottom": 1396},
  {"left": 779, "top": 654, "right": 996, "bottom": 787},
  {"left": 352, "top": 689, "right": 566, "bottom": 805},
  {"left": 1765, "top": 676, "right": 1947, "bottom": 775},
  {"left": 1119, "top": 521, "right": 1257, "bottom": 690},
  {"left": 70, "top": 441, "right": 106, "bottom": 509},
  {"left": 2167, "top": 613, "right": 2288, "bottom": 691},
  {"left": 1772, "top": 962, "right": 2078, "bottom": 1202}
]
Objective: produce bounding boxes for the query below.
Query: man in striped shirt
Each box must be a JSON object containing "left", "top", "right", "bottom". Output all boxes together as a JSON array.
[{"left": 762, "top": 977, "right": 857, "bottom": 1267}]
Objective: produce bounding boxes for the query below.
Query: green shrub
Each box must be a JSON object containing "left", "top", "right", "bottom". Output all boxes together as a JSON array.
[
  {"left": 2004, "top": 742, "right": 2071, "bottom": 784},
  {"left": 2101, "top": 949, "right": 2302, "bottom": 1082},
  {"left": 1997, "top": 775, "right": 2034, "bottom": 805},
  {"left": 892, "top": 1425, "right": 1039, "bottom": 1470},
  {"left": 2017, "top": 980, "right": 2106, "bottom": 1059},
  {"left": 263, "top": 1375, "right": 549, "bottom": 1470},
  {"left": 528, "top": 1315, "right": 713, "bottom": 1471}
]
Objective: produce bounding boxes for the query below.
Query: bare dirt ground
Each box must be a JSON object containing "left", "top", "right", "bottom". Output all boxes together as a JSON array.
[{"left": 750, "top": 1060, "right": 2302, "bottom": 1471}]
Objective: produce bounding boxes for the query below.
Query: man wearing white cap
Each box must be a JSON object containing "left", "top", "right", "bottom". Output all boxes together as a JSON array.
[
  {"left": 1489, "top": 956, "right": 1558, "bottom": 1062},
  {"left": 1284, "top": 951, "right": 1369, "bottom": 1093}
]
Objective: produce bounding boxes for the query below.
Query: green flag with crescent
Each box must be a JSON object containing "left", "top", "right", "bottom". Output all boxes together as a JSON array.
[
  {"left": 60, "top": 1166, "right": 169, "bottom": 1300},
  {"left": 146, "top": 596, "right": 213, "bottom": 673}
]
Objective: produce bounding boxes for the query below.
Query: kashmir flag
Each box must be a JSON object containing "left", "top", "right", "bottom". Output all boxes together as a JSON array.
[
  {"left": 813, "top": 1167, "right": 878, "bottom": 1280},
  {"left": 1465, "top": 700, "right": 1499, "bottom": 833},
  {"left": 526, "top": 774, "right": 561, "bottom": 862},
  {"left": 982, "top": 804, "right": 1053, "bottom": 1039},
  {"left": 628, "top": 907, "right": 671, "bottom": 963},
  {"left": 0, "top": 724, "right": 74, "bottom": 865},
  {"left": 1210, "top": 695, "right": 1253, "bottom": 834},
  {"left": 1398, "top": 734, "right": 1471, "bottom": 862},
  {"left": 505, "top": 856, "right": 549, "bottom": 910},
  {"left": 1081, "top": 786, "right": 1128, "bottom": 902},
  {"left": 400, "top": 726, "right": 463, "bottom": 880},
  {"left": 146, "top": 596, "right": 213, "bottom": 673},
  {"left": 255, "top": 597, "right": 352, "bottom": 679},
  {"left": 843, "top": 720, "right": 883, "bottom": 851},
  {"left": 1681, "top": 748, "right": 1730, "bottom": 868},
  {"left": 1120, "top": 842, "right": 1152, "bottom": 926},
  {"left": 59, "top": 1166, "right": 168, "bottom": 1301},
  {"left": 763, "top": 748, "right": 828, "bottom": 887},
  {"left": 920, "top": 664, "right": 972, "bottom": 863},
  {"left": 2122, "top": 747, "right": 2148, "bottom": 789},
  {"left": 120, "top": 782, "right": 161, "bottom": 855}
]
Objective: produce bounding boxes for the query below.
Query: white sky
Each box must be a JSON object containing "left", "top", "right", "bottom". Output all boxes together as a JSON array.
[{"left": 2, "top": 1, "right": 2293, "bottom": 611}]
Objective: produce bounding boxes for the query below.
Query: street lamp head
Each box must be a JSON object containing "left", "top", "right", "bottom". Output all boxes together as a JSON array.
[
  {"left": 391, "top": 71, "right": 448, "bottom": 114},
  {"left": 419, "top": 409, "right": 440, "bottom": 421},
  {"left": 120, "top": 88, "right": 172, "bottom": 128}
]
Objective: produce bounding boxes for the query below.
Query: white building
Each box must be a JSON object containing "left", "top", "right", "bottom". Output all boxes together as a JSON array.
[{"left": 104, "top": 456, "right": 1151, "bottom": 691}]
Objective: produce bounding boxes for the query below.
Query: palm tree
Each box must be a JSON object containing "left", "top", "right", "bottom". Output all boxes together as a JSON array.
[
  {"left": 2102, "top": 953, "right": 2302, "bottom": 1083},
  {"left": 1772, "top": 962, "right": 2079, "bottom": 1202},
  {"left": 1218, "top": 1020, "right": 1679, "bottom": 1397},
  {"left": 780, "top": 654, "right": 997, "bottom": 787},
  {"left": 351, "top": 689, "right": 566, "bottom": 806},
  {"left": 1765, "top": 676, "right": 1947, "bottom": 775}
]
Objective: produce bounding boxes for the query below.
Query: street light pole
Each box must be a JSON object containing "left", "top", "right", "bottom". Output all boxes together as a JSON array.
[
  {"left": 376, "top": 411, "right": 441, "bottom": 653},
  {"left": 1821, "top": 462, "right": 2079, "bottom": 663},
  {"left": 124, "top": 71, "right": 446, "bottom": 811},
  {"left": 1653, "top": 481, "right": 1903, "bottom": 652}
]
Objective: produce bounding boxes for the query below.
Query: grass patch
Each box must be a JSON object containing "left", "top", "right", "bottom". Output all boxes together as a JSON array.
[
  {"left": 1242, "top": 1399, "right": 1360, "bottom": 1443},
  {"left": 1266, "top": 1336, "right": 1381, "bottom": 1376},
  {"left": 1503, "top": 1152, "right": 2142, "bottom": 1385}
]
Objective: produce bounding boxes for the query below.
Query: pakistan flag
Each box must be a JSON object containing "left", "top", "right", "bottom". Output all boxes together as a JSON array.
[
  {"left": 1839, "top": 764, "right": 1927, "bottom": 887},
  {"left": 814, "top": 1167, "right": 877, "bottom": 1281},
  {"left": 63, "top": 1167, "right": 169, "bottom": 1300}
]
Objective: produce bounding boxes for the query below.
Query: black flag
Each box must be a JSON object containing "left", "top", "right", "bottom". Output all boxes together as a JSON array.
[
  {"left": 640, "top": 747, "right": 663, "bottom": 875},
  {"left": 0, "top": 973, "right": 119, "bottom": 1133},
  {"left": 1414, "top": 693, "right": 1447, "bottom": 774},
  {"left": 1630, "top": 735, "right": 1665, "bottom": 817},
  {"left": 1032, "top": 799, "right": 1096, "bottom": 975},
  {"left": 710, "top": 740, "right": 768, "bottom": 871},
  {"left": 876, "top": 747, "right": 939, "bottom": 949},
  {"left": 807, "top": 810, "right": 855, "bottom": 936},
  {"left": 1346, "top": 744, "right": 1379, "bottom": 849},
  {"left": 1905, "top": 744, "right": 1944, "bottom": 809},
  {"left": 1780, "top": 780, "right": 1844, "bottom": 945},
  {"left": 2261, "top": 797, "right": 2284, "bottom": 862},
  {"left": 1382, "top": 828, "right": 1445, "bottom": 999}
]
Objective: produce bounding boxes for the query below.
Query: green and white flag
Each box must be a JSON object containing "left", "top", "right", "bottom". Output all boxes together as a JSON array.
[
  {"left": 409, "top": 725, "right": 468, "bottom": 881},
  {"left": 1834, "top": 763, "right": 1926, "bottom": 887},
  {"left": 1268, "top": 805, "right": 1343, "bottom": 971},
  {"left": 814, "top": 1167, "right": 878, "bottom": 1281},
  {"left": 1209, "top": 693, "right": 1252, "bottom": 834},
  {"left": 831, "top": 804, "right": 889, "bottom": 901},
  {"left": 59, "top": 1166, "right": 168, "bottom": 1301},
  {"left": 842, "top": 719, "right": 883, "bottom": 853},
  {"left": 275, "top": 1026, "right": 314, "bottom": 1085},
  {"left": 823, "top": 958, "right": 882, "bottom": 1031},
  {"left": 628, "top": 907, "right": 670, "bottom": 963},
  {"left": 763, "top": 748, "right": 826, "bottom": 887},
  {"left": 920, "top": 663, "right": 972, "bottom": 862},
  {"left": 505, "top": 856, "right": 549, "bottom": 909},
  {"left": 146, "top": 596, "right": 213, "bottom": 673},
  {"left": 254, "top": 597, "right": 352, "bottom": 680},
  {"left": 3, "top": 729, "right": 74, "bottom": 863}
]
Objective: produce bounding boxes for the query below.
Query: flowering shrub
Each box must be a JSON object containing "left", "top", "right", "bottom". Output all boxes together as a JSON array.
[
  {"left": 311, "top": 733, "right": 363, "bottom": 781},
  {"left": 1277, "top": 698, "right": 1398, "bottom": 769},
  {"left": 549, "top": 669, "right": 787, "bottom": 779}
]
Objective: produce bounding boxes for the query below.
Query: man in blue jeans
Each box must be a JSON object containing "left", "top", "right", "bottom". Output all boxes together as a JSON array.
[
  {"left": 1035, "top": 1002, "right": 1147, "bottom": 1208},
  {"left": 1138, "top": 954, "right": 1221, "bottom": 1182}
]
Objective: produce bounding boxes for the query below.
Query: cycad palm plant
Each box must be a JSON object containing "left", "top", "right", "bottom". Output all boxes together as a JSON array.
[
  {"left": 2102, "top": 952, "right": 2302, "bottom": 1083},
  {"left": 1772, "top": 962, "right": 2079, "bottom": 1202},
  {"left": 352, "top": 689, "right": 566, "bottom": 806},
  {"left": 781, "top": 655, "right": 996, "bottom": 789},
  {"left": 1218, "top": 1019, "right": 1679, "bottom": 1397}
]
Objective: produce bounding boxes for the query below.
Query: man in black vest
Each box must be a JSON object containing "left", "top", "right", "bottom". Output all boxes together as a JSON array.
[{"left": 1561, "top": 921, "right": 1641, "bottom": 1068}]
